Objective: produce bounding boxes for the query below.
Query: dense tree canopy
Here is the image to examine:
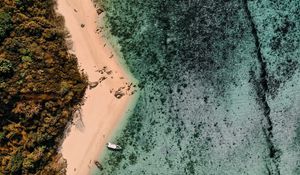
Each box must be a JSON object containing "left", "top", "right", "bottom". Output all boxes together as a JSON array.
[{"left": 0, "top": 0, "right": 87, "bottom": 174}]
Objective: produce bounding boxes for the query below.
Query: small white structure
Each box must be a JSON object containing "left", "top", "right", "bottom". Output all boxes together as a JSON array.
[{"left": 106, "top": 142, "right": 122, "bottom": 150}]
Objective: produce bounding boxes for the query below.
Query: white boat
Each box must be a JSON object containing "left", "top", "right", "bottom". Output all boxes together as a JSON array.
[{"left": 106, "top": 142, "right": 122, "bottom": 150}]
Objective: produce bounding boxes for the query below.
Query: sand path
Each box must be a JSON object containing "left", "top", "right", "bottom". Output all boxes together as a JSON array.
[{"left": 56, "top": 0, "right": 136, "bottom": 174}]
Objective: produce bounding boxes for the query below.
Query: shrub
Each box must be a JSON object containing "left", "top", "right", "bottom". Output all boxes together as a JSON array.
[
  {"left": 0, "top": 11, "right": 12, "bottom": 41},
  {"left": 0, "top": 59, "right": 13, "bottom": 76}
]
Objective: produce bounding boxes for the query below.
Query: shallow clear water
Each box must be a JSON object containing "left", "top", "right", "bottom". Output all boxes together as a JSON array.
[{"left": 94, "top": 0, "right": 300, "bottom": 174}]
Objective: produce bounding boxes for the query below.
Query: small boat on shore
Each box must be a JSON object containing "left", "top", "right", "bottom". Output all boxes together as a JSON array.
[
  {"left": 106, "top": 142, "right": 122, "bottom": 150},
  {"left": 94, "top": 161, "right": 103, "bottom": 170}
]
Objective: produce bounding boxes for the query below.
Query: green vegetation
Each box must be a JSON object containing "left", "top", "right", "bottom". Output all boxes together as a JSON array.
[
  {"left": 0, "top": 0, "right": 87, "bottom": 174},
  {"left": 0, "top": 10, "right": 12, "bottom": 41},
  {"left": 0, "top": 59, "right": 13, "bottom": 76}
]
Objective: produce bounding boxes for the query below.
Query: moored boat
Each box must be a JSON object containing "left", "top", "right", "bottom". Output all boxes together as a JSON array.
[
  {"left": 106, "top": 142, "right": 122, "bottom": 150},
  {"left": 94, "top": 161, "right": 103, "bottom": 170}
]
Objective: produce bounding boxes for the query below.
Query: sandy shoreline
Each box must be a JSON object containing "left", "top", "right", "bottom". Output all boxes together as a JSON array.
[{"left": 56, "top": 0, "right": 137, "bottom": 175}]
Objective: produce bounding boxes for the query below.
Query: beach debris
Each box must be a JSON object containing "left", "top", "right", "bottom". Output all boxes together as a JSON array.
[
  {"left": 130, "top": 90, "right": 137, "bottom": 95},
  {"left": 74, "top": 9, "right": 78, "bottom": 12},
  {"left": 106, "top": 70, "right": 112, "bottom": 75},
  {"left": 109, "top": 54, "right": 114, "bottom": 58},
  {"left": 127, "top": 83, "right": 133, "bottom": 90},
  {"left": 110, "top": 82, "right": 139, "bottom": 98},
  {"left": 97, "top": 8, "right": 104, "bottom": 15},
  {"left": 81, "top": 24, "right": 85, "bottom": 28},
  {"left": 98, "top": 76, "right": 107, "bottom": 83},
  {"left": 87, "top": 76, "right": 107, "bottom": 90},
  {"left": 126, "top": 82, "right": 138, "bottom": 95},
  {"left": 96, "top": 28, "right": 102, "bottom": 34},
  {"left": 94, "top": 161, "right": 103, "bottom": 171},
  {"left": 106, "top": 142, "right": 122, "bottom": 150},
  {"left": 96, "top": 66, "right": 116, "bottom": 80},
  {"left": 96, "top": 26, "right": 104, "bottom": 32},
  {"left": 96, "top": 66, "right": 109, "bottom": 74},
  {"left": 88, "top": 81, "right": 99, "bottom": 89},
  {"left": 114, "top": 90, "right": 125, "bottom": 99}
]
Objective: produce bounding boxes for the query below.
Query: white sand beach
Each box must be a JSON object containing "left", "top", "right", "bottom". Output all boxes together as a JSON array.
[{"left": 56, "top": 0, "right": 136, "bottom": 174}]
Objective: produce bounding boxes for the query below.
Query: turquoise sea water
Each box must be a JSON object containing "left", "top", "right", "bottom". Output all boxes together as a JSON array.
[{"left": 94, "top": 0, "right": 300, "bottom": 174}]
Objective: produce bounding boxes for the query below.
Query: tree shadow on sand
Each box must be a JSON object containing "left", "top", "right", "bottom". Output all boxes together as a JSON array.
[{"left": 73, "top": 109, "right": 85, "bottom": 132}]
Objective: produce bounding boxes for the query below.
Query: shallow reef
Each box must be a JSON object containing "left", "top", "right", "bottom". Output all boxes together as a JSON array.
[{"left": 96, "top": 0, "right": 300, "bottom": 175}]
